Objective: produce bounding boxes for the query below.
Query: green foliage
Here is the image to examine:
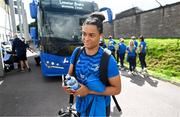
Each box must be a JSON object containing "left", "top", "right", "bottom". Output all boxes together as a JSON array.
[{"left": 145, "top": 39, "right": 180, "bottom": 82}]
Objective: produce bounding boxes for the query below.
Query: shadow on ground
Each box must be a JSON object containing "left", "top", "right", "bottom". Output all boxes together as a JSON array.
[
  {"left": 111, "top": 106, "right": 122, "bottom": 117},
  {"left": 120, "top": 68, "right": 159, "bottom": 87}
]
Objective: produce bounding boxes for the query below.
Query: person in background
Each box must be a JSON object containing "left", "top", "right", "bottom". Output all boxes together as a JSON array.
[
  {"left": 118, "top": 38, "right": 127, "bottom": 70},
  {"left": 116, "top": 37, "right": 120, "bottom": 64},
  {"left": 12, "top": 35, "right": 33, "bottom": 72},
  {"left": 131, "top": 36, "right": 138, "bottom": 71},
  {"left": 99, "top": 35, "right": 106, "bottom": 48},
  {"left": 107, "top": 35, "right": 116, "bottom": 57},
  {"left": 126, "top": 40, "right": 137, "bottom": 75},
  {"left": 138, "top": 35, "right": 147, "bottom": 72},
  {"left": 63, "top": 13, "right": 121, "bottom": 116},
  {"left": 131, "top": 36, "right": 138, "bottom": 48}
]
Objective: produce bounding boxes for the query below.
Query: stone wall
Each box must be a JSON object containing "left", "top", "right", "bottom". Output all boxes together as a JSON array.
[
  {"left": 103, "top": 2, "right": 180, "bottom": 38},
  {"left": 103, "top": 22, "right": 113, "bottom": 38}
]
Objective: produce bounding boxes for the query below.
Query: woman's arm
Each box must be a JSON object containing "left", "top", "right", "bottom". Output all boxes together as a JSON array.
[{"left": 68, "top": 64, "right": 74, "bottom": 76}]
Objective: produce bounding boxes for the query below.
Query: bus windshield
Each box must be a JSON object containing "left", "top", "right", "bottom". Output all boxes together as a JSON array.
[{"left": 44, "top": 12, "right": 82, "bottom": 41}]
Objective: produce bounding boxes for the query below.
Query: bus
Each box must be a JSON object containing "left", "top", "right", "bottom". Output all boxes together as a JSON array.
[{"left": 31, "top": 0, "right": 99, "bottom": 77}]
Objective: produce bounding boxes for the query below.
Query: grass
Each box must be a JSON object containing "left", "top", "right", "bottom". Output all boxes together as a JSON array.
[{"left": 105, "top": 38, "right": 180, "bottom": 83}]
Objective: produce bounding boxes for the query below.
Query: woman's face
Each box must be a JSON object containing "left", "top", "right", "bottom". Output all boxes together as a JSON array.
[{"left": 82, "top": 24, "right": 100, "bottom": 49}]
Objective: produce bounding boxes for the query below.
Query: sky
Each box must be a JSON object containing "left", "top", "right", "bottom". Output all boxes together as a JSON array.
[{"left": 23, "top": 0, "right": 180, "bottom": 23}]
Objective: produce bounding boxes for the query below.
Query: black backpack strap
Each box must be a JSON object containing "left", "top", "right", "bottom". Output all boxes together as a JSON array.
[
  {"left": 73, "top": 47, "right": 84, "bottom": 77},
  {"left": 100, "top": 50, "right": 122, "bottom": 113},
  {"left": 99, "top": 51, "right": 111, "bottom": 86},
  {"left": 112, "top": 95, "right": 122, "bottom": 112}
]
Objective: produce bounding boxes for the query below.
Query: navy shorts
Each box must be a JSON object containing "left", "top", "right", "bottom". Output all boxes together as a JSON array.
[{"left": 17, "top": 54, "right": 27, "bottom": 61}]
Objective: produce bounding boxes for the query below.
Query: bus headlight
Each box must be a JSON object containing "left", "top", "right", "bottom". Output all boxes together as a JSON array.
[{"left": 51, "top": 62, "right": 55, "bottom": 65}]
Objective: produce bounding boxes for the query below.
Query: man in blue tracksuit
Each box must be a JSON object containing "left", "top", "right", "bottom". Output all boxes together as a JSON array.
[{"left": 63, "top": 13, "right": 121, "bottom": 117}]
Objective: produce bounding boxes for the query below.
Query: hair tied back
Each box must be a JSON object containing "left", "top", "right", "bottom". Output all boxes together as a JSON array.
[{"left": 90, "top": 12, "right": 105, "bottom": 22}]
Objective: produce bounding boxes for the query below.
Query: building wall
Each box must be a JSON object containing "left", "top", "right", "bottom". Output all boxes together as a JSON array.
[
  {"left": 0, "top": 0, "right": 5, "bottom": 8},
  {"left": 113, "top": 15, "right": 141, "bottom": 38},
  {"left": 0, "top": 0, "right": 11, "bottom": 42},
  {"left": 103, "top": 22, "right": 113, "bottom": 37},
  {"left": 104, "top": 2, "right": 180, "bottom": 38},
  {"left": 141, "top": 4, "right": 180, "bottom": 38}
]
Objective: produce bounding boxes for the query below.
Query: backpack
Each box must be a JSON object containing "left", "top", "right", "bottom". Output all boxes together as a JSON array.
[{"left": 73, "top": 47, "right": 122, "bottom": 113}]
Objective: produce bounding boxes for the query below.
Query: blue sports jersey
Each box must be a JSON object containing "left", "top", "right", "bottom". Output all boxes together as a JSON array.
[
  {"left": 118, "top": 42, "right": 126, "bottom": 54},
  {"left": 108, "top": 39, "right": 116, "bottom": 51},
  {"left": 127, "top": 47, "right": 136, "bottom": 57},
  {"left": 70, "top": 47, "right": 119, "bottom": 116},
  {"left": 134, "top": 40, "right": 138, "bottom": 48},
  {"left": 140, "top": 41, "right": 146, "bottom": 53}
]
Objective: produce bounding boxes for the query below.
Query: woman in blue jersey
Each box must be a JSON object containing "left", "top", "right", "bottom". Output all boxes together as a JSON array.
[
  {"left": 118, "top": 38, "right": 126, "bottom": 70},
  {"left": 131, "top": 36, "right": 138, "bottom": 70},
  {"left": 126, "top": 40, "right": 137, "bottom": 74},
  {"left": 63, "top": 13, "right": 121, "bottom": 116},
  {"left": 138, "top": 35, "right": 147, "bottom": 72}
]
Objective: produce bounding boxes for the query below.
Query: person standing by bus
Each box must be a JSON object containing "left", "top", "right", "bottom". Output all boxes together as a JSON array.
[
  {"left": 118, "top": 38, "right": 126, "bottom": 70},
  {"left": 126, "top": 40, "right": 137, "bottom": 74},
  {"left": 107, "top": 35, "right": 116, "bottom": 58},
  {"left": 138, "top": 35, "right": 147, "bottom": 72},
  {"left": 12, "top": 35, "right": 32, "bottom": 72},
  {"left": 63, "top": 13, "right": 121, "bottom": 116}
]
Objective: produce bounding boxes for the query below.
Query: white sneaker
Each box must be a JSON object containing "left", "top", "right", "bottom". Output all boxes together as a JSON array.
[
  {"left": 134, "top": 68, "right": 138, "bottom": 72},
  {"left": 143, "top": 68, "right": 147, "bottom": 72},
  {"left": 132, "top": 71, "right": 137, "bottom": 75},
  {"left": 121, "top": 67, "right": 125, "bottom": 71},
  {"left": 128, "top": 71, "right": 132, "bottom": 75},
  {"left": 140, "top": 69, "right": 143, "bottom": 73}
]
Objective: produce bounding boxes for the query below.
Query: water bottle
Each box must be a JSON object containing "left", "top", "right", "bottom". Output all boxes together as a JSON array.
[{"left": 65, "top": 74, "right": 80, "bottom": 90}]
